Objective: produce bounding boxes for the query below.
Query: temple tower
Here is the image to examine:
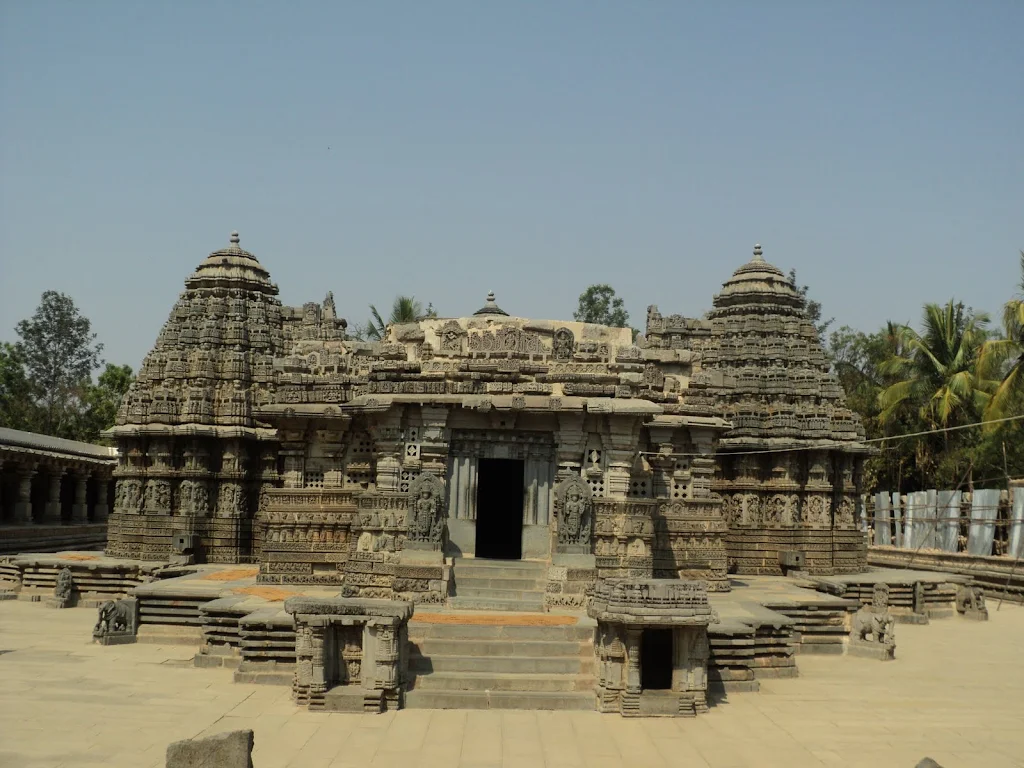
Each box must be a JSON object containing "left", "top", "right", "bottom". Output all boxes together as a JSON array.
[
  {"left": 105, "top": 232, "right": 285, "bottom": 562},
  {"left": 703, "top": 244, "right": 869, "bottom": 574}
]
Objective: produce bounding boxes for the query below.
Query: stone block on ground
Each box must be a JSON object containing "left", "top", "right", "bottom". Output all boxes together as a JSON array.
[{"left": 166, "top": 729, "right": 254, "bottom": 768}]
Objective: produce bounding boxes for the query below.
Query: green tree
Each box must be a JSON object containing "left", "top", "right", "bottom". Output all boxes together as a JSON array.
[
  {"left": 0, "top": 342, "right": 38, "bottom": 431},
  {"left": 788, "top": 268, "right": 833, "bottom": 340},
  {"left": 979, "top": 252, "right": 1024, "bottom": 420},
  {"left": 364, "top": 296, "right": 428, "bottom": 341},
  {"left": 877, "top": 301, "right": 991, "bottom": 430},
  {"left": 15, "top": 291, "right": 103, "bottom": 437},
  {"left": 75, "top": 363, "right": 134, "bottom": 443},
  {"left": 573, "top": 284, "right": 629, "bottom": 327}
]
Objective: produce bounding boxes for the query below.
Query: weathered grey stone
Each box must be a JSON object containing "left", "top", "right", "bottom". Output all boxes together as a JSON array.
[{"left": 165, "top": 729, "right": 254, "bottom": 768}]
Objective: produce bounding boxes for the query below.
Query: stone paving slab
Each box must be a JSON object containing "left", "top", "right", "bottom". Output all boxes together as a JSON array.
[{"left": 2, "top": 598, "right": 1022, "bottom": 767}]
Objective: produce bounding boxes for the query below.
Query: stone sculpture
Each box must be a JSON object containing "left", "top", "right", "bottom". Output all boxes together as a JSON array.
[
  {"left": 406, "top": 474, "right": 445, "bottom": 549},
  {"left": 955, "top": 585, "right": 989, "bottom": 621},
  {"left": 848, "top": 583, "right": 896, "bottom": 660},
  {"left": 50, "top": 567, "right": 74, "bottom": 609},
  {"left": 555, "top": 476, "right": 592, "bottom": 551},
  {"left": 92, "top": 598, "right": 138, "bottom": 645}
]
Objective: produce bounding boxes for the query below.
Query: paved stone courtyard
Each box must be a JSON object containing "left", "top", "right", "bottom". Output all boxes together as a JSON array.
[{"left": 1, "top": 600, "right": 1021, "bottom": 768}]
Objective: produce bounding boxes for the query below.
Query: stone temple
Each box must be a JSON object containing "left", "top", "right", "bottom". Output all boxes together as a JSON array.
[
  {"left": 4, "top": 233, "right": 990, "bottom": 719},
  {"left": 105, "top": 234, "right": 868, "bottom": 587}
]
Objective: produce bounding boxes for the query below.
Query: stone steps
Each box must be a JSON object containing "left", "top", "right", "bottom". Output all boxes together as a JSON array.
[
  {"left": 409, "top": 652, "right": 588, "bottom": 675},
  {"left": 451, "top": 558, "right": 549, "bottom": 613},
  {"left": 449, "top": 596, "right": 546, "bottom": 612},
  {"left": 413, "top": 638, "right": 584, "bottom": 657},
  {"left": 412, "top": 671, "right": 595, "bottom": 693},
  {"left": 404, "top": 689, "right": 596, "bottom": 711},
  {"left": 405, "top": 604, "right": 596, "bottom": 710}
]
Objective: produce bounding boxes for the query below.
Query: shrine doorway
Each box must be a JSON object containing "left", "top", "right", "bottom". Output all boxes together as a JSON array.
[
  {"left": 474, "top": 458, "right": 524, "bottom": 559},
  {"left": 641, "top": 629, "right": 674, "bottom": 690}
]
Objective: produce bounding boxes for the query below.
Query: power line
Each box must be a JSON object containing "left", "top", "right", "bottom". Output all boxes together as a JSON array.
[{"left": 641, "top": 414, "right": 1024, "bottom": 458}]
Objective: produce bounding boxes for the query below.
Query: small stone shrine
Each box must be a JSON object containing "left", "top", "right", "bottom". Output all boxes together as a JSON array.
[
  {"left": 589, "top": 579, "right": 718, "bottom": 716},
  {"left": 848, "top": 583, "right": 896, "bottom": 660},
  {"left": 285, "top": 595, "right": 414, "bottom": 712}
]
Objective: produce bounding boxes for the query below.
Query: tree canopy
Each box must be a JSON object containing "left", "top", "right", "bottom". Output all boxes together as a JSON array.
[
  {"left": 573, "top": 284, "right": 630, "bottom": 328},
  {"left": 1, "top": 292, "right": 133, "bottom": 443},
  {"left": 362, "top": 296, "right": 435, "bottom": 341}
]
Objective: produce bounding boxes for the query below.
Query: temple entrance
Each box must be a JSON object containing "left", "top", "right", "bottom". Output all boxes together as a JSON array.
[{"left": 474, "top": 458, "right": 524, "bottom": 559}]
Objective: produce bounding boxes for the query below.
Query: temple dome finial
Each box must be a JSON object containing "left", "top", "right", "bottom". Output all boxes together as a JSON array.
[
  {"left": 230, "top": 231, "right": 240, "bottom": 245},
  {"left": 752, "top": 243, "right": 763, "bottom": 261},
  {"left": 474, "top": 290, "right": 508, "bottom": 317}
]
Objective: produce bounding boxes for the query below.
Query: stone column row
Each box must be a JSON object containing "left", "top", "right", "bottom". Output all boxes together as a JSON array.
[{"left": 1, "top": 460, "right": 110, "bottom": 525}]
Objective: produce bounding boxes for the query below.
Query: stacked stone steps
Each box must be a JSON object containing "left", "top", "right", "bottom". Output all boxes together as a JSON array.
[
  {"left": 405, "top": 620, "right": 596, "bottom": 711},
  {"left": 450, "top": 559, "right": 547, "bottom": 612}
]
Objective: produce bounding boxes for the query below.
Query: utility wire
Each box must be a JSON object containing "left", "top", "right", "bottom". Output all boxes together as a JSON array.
[{"left": 642, "top": 414, "right": 1024, "bottom": 458}]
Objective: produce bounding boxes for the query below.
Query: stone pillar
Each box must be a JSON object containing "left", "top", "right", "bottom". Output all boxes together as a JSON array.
[
  {"left": 13, "top": 464, "right": 36, "bottom": 525},
  {"left": 555, "top": 412, "right": 586, "bottom": 483},
  {"left": 625, "top": 628, "right": 642, "bottom": 695},
  {"left": 309, "top": 620, "right": 328, "bottom": 698},
  {"left": 94, "top": 478, "right": 109, "bottom": 522},
  {"left": 44, "top": 467, "right": 65, "bottom": 524},
  {"left": 71, "top": 471, "right": 89, "bottom": 523}
]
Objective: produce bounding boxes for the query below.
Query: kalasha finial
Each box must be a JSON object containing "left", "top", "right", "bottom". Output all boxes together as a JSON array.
[
  {"left": 486, "top": 290, "right": 496, "bottom": 303},
  {"left": 230, "top": 231, "right": 240, "bottom": 245},
  {"left": 752, "top": 243, "right": 763, "bottom": 261}
]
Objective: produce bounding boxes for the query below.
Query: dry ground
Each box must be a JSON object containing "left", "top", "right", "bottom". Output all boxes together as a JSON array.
[{"left": 0, "top": 598, "right": 1021, "bottom": 768}]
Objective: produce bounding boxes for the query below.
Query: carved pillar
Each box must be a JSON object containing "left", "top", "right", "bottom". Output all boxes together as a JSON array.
[
  {"left": 310, "top": 619, "right": 328, "bottom": 697},
  {"left": 94, "top": 476, "right": 109, "bottom": 522},
  {"left": 625, "top": 628, "right": 643, "bottom": 695},
  {"left": 13, "top": 463, "right": 36, "bottom": 524},
  {"left": 689, "top": 428, "right": 718, "bottom": 500},
  {"left": 71, "top": 471, "right": 89, "bottom": 523},
  {"left": 602, "top": 416, "right": 639, "bottom": 500},
  {"left": 44, "top": 466, "right": 65, "bottom": 524},
  {"left": 417, "top": 406, "right": 450, "bottom": 479},
  {"left": 369, "top": 409, "right": 404, "bottom": 492},
  {"left": 555, "top": 412, "right": 586, "bottom": 483}
]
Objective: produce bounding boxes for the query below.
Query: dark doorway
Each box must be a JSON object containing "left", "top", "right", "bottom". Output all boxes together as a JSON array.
[
  {"left": 641, "top": 629, "right": 673, "bottom": 690},
  {"left": 475, "top": 458, "right": 524, "bottom": 559}
]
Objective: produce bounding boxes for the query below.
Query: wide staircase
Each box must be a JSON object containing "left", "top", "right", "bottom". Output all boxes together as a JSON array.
[
  {"left": 448, "top": 558, "right": 547, "bottom": 612},
  {"left": 404, "top": 558, "right": 596, "bottom": 710}
]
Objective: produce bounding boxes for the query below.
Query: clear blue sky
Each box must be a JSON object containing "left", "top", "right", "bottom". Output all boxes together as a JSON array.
[{"left": 2, "top": 1, "right": 1021, "bottom": 370}]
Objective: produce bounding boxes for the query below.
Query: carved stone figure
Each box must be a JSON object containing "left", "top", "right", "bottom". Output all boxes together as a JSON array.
[
  {"left": 849, "top": 583, "right": 896, "bottom": 659},
  {"left": 93, "top": 599, "right": 138, "bottom": 644},
  {"left": 556, "top": 476, "right": 592, "bottom": 548},
  {"left": 955, "top": 585, "right": 989, "bottom": 620},
  {"left": 407, "top": 473, "right": 445, "bottom": 547},
  {"left": 52, "top": 567, "right": 74, "bottom": 608},
  {"left": 552, "top": 327, "right": 575, "bottom": 360}
]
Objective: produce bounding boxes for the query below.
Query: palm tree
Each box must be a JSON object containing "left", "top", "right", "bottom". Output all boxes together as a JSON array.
[
  {"left": 877, "top": 300, "right": 992, "bottom": 429},
  {"left": 979, "top": 252, "right": 1024, "bottom": 420},
  {"left": 364, "top": 296, "right": 426, "bottom": 341}
]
